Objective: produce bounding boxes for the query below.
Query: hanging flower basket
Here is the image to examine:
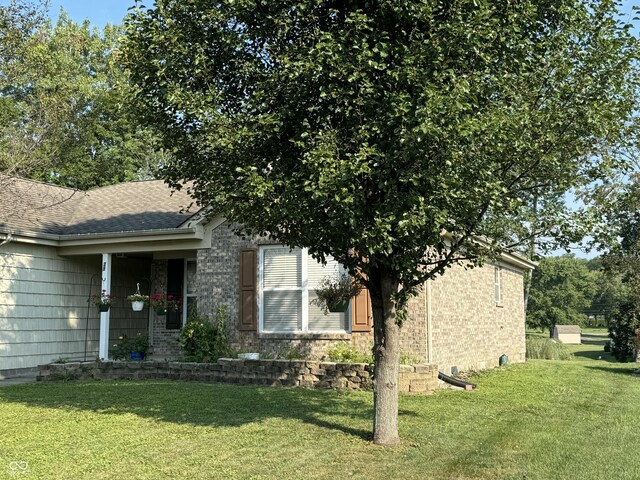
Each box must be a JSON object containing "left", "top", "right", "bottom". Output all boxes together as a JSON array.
[
  {"left": 131, "top": 301, "right": 145, "bottom": 312},
  {"left": 150, "top": 294, "right": 180, "bottom": 316},
  {"left": 327, "top": 300, "right": 350, "bottom": 313},
  {"left": 312, "top": 274, "right": 361, "bottom": 315},
  {"left": 91, "top": 290, "right": 114, "bottom": 313},
  {"left": 127, "top": 284, "right": 149, "bottom": 312}
]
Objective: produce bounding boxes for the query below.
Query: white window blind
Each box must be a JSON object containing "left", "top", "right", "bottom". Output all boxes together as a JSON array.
[
  {"left": 307, "top": 255, "right": 347, "bottom": 331},
  {"left": 263, "top": 291, "right": 302, "bottom": 331},
  {"left": 263, "top": 247, "right": 302, "bottom": 289},
  {"left": 307, "top": 254, "right": 340, "bottom": 289}
]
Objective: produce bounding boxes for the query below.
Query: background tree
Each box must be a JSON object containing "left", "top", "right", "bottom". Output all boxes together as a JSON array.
[
  {"left": 593, "top": 177, "right": 640, "bottom": 360},
  {"left": 122, "top": 0, "right": 640, "bottom": 445},
  {"left": 584, "top": 256, "right": 623, "bottom": 326},
  {"left": 0, "top": 0, "right": 49, "bottom": 180},
  {"left": 0, "top": 0, "right": 48, "bottom": 72},
  {"left": 484, "top": 192, "right": 592, "bottom": 310},
  {"left": 0, "top": 5, "right": 168, "bottom": 189},
  {"left": 527, "top": 255, "right": 598, "bottom": 335}
]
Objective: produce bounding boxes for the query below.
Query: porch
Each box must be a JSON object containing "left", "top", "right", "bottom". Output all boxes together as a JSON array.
[{"left": 83, "top": 251, "right": 198, "bottom": 361}]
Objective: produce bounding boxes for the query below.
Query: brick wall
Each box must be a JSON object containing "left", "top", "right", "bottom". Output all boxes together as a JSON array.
[
  {"left": 194, "top": 221, "right": 429, "bottom": 361},
  {"left": 154, "top": 220, "right": 527, "bottom": 374},
  {"left": 196, "top": 223, "right": 357, "bottom": 358},
  {"left": 196, "top": 221, "right": 266, "bottom": 347},
  {"left": 37, "top": 359, "right": 439, "bottom": 394},
  {"left": 345, "top": 291, "right": 428, "bottom": 364},
  {"left": 235, "top": 333, "right": 352, "bottom": 359},
  {"left": 403, "top": 288, "right": 428, "bottom": 362},
  {"left": 429, "top": 263, "right": 526, "bottom": 374},
  {"left": 341, "top": 263, "right": 528, "bottom": 372}
]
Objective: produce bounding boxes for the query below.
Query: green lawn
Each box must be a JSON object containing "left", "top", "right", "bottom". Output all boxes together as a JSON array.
[
  {"left": 581, "top": 326, "right": 609, "bottom": 336},
  {"left": 1, "top": 334, "right": 638, "bottom": 480}
]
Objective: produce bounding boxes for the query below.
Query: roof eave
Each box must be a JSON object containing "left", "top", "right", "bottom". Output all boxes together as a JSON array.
[
  {"left": 499, "top": 251, "right": 537, "bottom": 271},
  {"left": 57, "top": 227, "right": 204, "bottom": 246},
  {"left": 0, "top": 225, "right": 204, "bottom": 248}
]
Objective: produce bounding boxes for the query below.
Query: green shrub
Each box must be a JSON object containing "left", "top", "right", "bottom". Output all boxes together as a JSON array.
[
  {"left": 278, "top": 346, "right": 307, "bottom": 360},
  {"left": 399, "top": 353, "right": 419, "bottom": 365},
  {"left": 608, "top": 302, "right": 639, "bottom": 362},
  {"left": 211, "top": 305, "right": 232, "bottom": 359},
  {"left": 110, "top": 333, "right": 149, "bottom": 360},
  {"left": 326, "top": 343, "right": 373, "bottom": 364},
  {"left": 526, "top": 336, "right": 574, "bottom": 360},
  {"left": 179, "top": 306, "right": 231, "bottom": 362}
]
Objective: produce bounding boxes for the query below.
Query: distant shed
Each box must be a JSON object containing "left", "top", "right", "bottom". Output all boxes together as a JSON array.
[{"left": 553, "top": 325, "right": 581, "bottom": 344}]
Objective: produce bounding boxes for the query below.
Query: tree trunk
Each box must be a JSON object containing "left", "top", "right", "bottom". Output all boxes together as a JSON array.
[{"left": 369, "top": 267, "right": 401, "bottom": 446}]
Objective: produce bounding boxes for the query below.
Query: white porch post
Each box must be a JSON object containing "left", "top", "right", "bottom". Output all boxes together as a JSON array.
[{"left": 98, "top": 253, "right": 112, "bottom": 360}]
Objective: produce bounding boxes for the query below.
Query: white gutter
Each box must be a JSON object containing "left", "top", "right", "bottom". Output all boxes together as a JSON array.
[
  {"left": 0, "top": 226, "right": 202, "bottom": 246},
  {"left": 59, "top": 227, "right": 203, "bottom": 245},
  {"left": 0, "top": 233, "right": 59, "bottom": 247},
  {"left": 499, "top": 251, "right": 538, "bottom": 271},
  {"left": 0, "top": 228, "right": 60, "bottom": 243}
]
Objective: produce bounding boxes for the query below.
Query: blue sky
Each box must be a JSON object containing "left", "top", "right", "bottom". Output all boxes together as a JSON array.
[
  {"left": 49, "top": 1, "right": 639, "bottom": 29},
  {"left": 49, "top": 0, "right": 136, "bottom": 28}
]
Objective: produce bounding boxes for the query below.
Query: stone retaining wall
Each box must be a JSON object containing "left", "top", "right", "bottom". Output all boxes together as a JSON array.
[{"left": 37, "top": 359, "right": 439, "bottom": 394}]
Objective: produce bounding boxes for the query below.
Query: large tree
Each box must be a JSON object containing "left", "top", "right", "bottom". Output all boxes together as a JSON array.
[{"left": 122, "top": 0, "right": 640, "bottom": 445}]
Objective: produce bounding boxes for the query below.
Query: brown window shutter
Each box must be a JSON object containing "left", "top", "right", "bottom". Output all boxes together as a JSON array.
[
  {"left": 351, "top": 288, "right": 372, "bottom": 332},
  {"left": 239, "top": 249, "right": 258, "bottom": 331}
]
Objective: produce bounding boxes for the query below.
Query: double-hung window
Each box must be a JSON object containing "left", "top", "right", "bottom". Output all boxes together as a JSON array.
[{"left": 259, "top": 246, "right": 350, "bottom": 333}]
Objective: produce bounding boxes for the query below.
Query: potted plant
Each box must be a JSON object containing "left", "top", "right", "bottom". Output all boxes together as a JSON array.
[
  {"left": 127, "top": 284, "right": 149, "bottom": 312},
  {"left": 312, "top": 273, "right": 361, "bottom": 314},
  {"left": 111, "top": 333, "right": 149, "bottom": 361},
  {"left": 91, "top": 290, "right": 115, "bottom": 312},
  {"left": 150, "top": 294, "right": 181, "bottom": 315},
  {"left": 129, "top": 333, "right": 149, "bottom": 360}
]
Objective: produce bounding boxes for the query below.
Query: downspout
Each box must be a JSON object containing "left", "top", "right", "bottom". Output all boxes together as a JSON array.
[{"left": 425, "top": 279, "right": 433, "bottom": 364}]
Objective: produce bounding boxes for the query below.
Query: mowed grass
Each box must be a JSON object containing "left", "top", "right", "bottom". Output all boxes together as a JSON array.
[{"left": 1, "top": 332, "right": 638, "bottom": 480}]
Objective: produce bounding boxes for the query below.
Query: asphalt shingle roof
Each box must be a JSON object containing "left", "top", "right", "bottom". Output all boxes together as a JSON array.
[{"left": 0, "top": 177, "right": 197, "bottom": 237}]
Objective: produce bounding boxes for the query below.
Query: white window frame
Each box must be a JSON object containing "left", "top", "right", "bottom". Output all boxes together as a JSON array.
[
  {"left": 258, "top": 245, "right": 351, "bottom": 334},
  {"left": 182, "top": 259, "right": 198, "bottom": 326}
]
